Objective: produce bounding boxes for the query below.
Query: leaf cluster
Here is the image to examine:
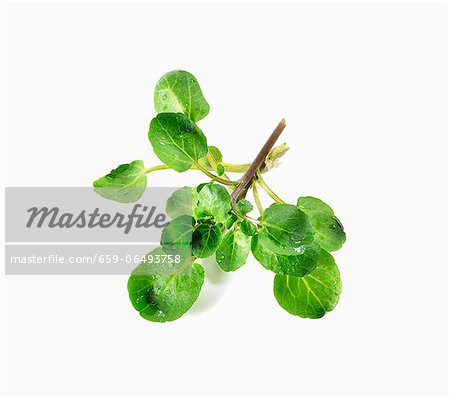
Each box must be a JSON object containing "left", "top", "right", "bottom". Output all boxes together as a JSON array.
[{"left": 94, "top": 70, "right": 346, "bottom": 322}]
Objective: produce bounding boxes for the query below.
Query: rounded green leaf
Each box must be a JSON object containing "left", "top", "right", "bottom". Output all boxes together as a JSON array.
[
  {"left": 297, "top": 196, "right": 334, "bottom": 213},
  {"left": 128, "top": 256, "right": 204, "bottom": 323},
  {"left": 237, "top": 199, "right": 253, "bottom": 215},
  {"left": 273, "top": 250, "right": 342, "bottom": 319},
  {"left": 194, "top": 183, "right": 231, "bottom": 223},
  {"left": 160, "top": 215, "right": 194, "bottom": 258},
  {"left": 166, "top": 186, "right": 198, "bottom": 219},
  {"left": 154, "top": 70, "right": 210, "bottom": 122},
  {"left": 148, "top": 113, "right": 207, "bottom": 172},
  {"left": 297, "top": 196, "right": 346, "bottom": 252},
  {"left": 93, "top": 160, "right": 147, "bottom": 203},
  {"left": 198, "top": 146, "right": 223, "bottom": 169},
  {"left": 239, "top": 220, "right": 257, "bottom": 236},
  {"left": 217, "top": 164, "right": 225, "bottom": 176},
  {"left": 192, "top": 224, "right": 222, "bottom": 258},
  {"left": 216, "top": 229, "right": 250, "bottom": 272},
  {"left": 259, "top": 204, "right": 315, "bottom": 255},
  {"left": 251, "top": 234, "right": 319, "bottom": 277}
]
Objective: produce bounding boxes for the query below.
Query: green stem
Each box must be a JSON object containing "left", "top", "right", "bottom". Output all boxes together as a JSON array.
[
  {"left": 256, "top": 170, "right": 285, "bottom": 204},
  {"left": 145, "top": 165, "right": 171, "bottom": 173},
  {"left": 145, "top": 163, "right": 249, "bottom": 175},
  {"left": 194, "top": 161, "right": 237, "bottom": 186},
  {"left": 232, "top": 207, "right": 261, "bottom": 225},
  {"left": 252, "top": 180, "right": 264, "bottom": 215},
  {"left": 221, "top": 162, "right": 250, "bottom": 173}
]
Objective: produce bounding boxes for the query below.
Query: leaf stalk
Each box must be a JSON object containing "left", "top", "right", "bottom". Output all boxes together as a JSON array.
[
  {"left": 252, "top": 181, "right": 264, "bottom": 215},
  {"left": 194, "top": 161, "right": 238, "bottom": 186},
  {"left": 255, "top": 170, "right": 285, "bottom": 204}
]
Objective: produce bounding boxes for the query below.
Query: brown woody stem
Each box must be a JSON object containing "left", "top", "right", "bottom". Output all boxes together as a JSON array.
[{"left": 231, "top": 119, "right": 286, "bottom": 211}]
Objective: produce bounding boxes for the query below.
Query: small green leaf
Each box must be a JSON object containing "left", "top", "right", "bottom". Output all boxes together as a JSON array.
[
  {"left": 194, "top": 183, "right": 231, "bottom": 223},
  {"left": 237, "top": 199, "right": 253, "bottom": 215},
  {"left": 259, "top": 204, "right": 315, "bottom": 256},
  {"left": 148, "top": 112, "right": 207, "bottom": 172},
  {"left": 225, "top": 213, "right": 238, "bottom": 229},
  {"left": 297, "top": 196, "right": 346, "bottom": 252},
  {"left": 128, "top": 250, "right": 204, "bottom": 323},
  {"left": 251, "top": 234, "right": 319, "bottom": 277},
  {"left": 154, "top": 70, "right": 210, "bottom": 122},
  {"left": 239, "top": 220, "right": 257, "bottom": 236},
  {"left": 198, "top": 146, "right": 223, "bottom": 169},
  {"left": 93, "top": 160, "right": 147, "bottom": 203},
  {"left": 166, "top": 186, "right": 198, "bottom": 219},
  {"left": 217, "top": 164, "right": 225, "bottom": 176},
  {"left": 160, "top": 215, "right": 194, "bottom": 258},
  {"left": 273, "top": 250, "right": 342, "bottom": 319},
  {"left": 216, "top": 229, "right": 250, "bottom": 272},
  {"left": 196, "top": 182, "right": 209, "bottom": 192},
  {"left": 192, "top": 223, "right": 222, "bottom": 258}
]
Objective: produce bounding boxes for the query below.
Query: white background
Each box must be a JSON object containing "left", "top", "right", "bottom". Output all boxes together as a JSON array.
[{"left": 1, "top": 1, "right": 448, "bottom": 396}]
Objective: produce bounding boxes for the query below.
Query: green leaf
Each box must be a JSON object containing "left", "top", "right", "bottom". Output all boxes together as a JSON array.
[
  {"left": 128, "top": 250, "right": 204, "bottom": 322},
  {"left": 297, "top": 196, "right": 346, "bottom": 252},
  {"left": 154, "top": 70, "right": 210, "bottom": 122},
  {"left": 148, "top": 112, "right": 207, "bottom": 172},
  {"left": 93, "top": 160, "right": 147, "bottom": 203},
  {"left": 217, "top": 164, "right": 225, "bottom": 176},
  {"left": 198, "top": 145, "right": 223, "bottom": 169},
  {"left": 192, "top": 223, "right": 222, "bottom": 258},
  {"left": 160, "top": 215, "right": 194, "bottom": 258},
  {"left": 273, "top": 250, "right": 342, "bottom": 319},
  {"left": 216, "top": 229, "right": 250, "bottom": 272},
  {"left": 239, "top": 220, "right": 257, "bottom": 236},
  {"left": 259, "top": 204, "right": 315, "bottom": 256},
  {"left": 237, "top": 199, "right": 253, "bottom": 215},
  {"left": 251, "top": 234, "right": 319, "bottom": 277},
  {"left": 166, "top": 186, "right": 198, "bottom": 218},
  {"left": 196, "top": 182, "right": 209, "bottom": 192},
  {"left": 194, "top": 183, "right": 231, "bottom": 223},
  {"left": 225, "top": 213, "right": 238, "bottom": 229}
]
